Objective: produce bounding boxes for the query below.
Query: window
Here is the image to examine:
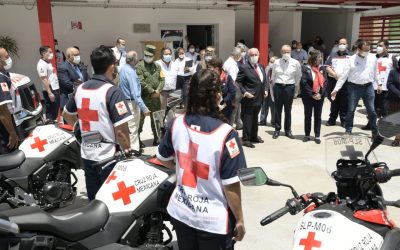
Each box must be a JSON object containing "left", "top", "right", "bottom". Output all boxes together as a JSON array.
[{"left": 359, "top": 15, "right": 400, "bottom": 54}]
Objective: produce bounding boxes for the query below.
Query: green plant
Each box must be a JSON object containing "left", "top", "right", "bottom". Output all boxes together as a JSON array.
[{"left": 0, "top": 36, "right": 19, "bottom": 58}]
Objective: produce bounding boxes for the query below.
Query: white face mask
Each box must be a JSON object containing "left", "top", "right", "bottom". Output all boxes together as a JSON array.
[
  {"left": 119, "top": 45, "right": 126, "bottom": 51},
  {"left": 179, "top": 54, "right": 185, "bottom": 59},
  {"left": 163, "top": 55, "right": 172, "bottom": 62},
  {"left": 189, "top": 48, "right": 195, "bottom": 53},
  {"left": 73, "top": 55, "right": 81, "bottom": 64},
  {"left": 338, "top": 44, "right": 347, "bottom": 52},
  {"left": 297, "top": 48, "right": 301, "bottom": 52},
  {"left": 241, "top": 52, "right": 246, "bottom": 57},
  {"left": 250, "top": 55, "right": 259, "bottom": 64},
  {"left": 359, "top": 51, "right": 369, "bottom": 57},
  {"left": 376, "top": 46, "right": 384, "bottom": 54},
  {"left": 144, "top": 56, "right": 153, "bottom": 63},
  {"left": 3, "top": 57, "right": 12, "bottom": 70},
  {"left": 48, "top": 53, "right": 54, "bottom": 60},
  {"left": 282, "top": 53, "right": 291, "bottom": 60},
  {"left": 205, "top": 56, "right": 213, "bottom": 62}
]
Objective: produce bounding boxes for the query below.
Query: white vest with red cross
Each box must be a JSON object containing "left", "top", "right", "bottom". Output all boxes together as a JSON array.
[
  {"left": 167, "top": 115, "right": 234, "bottom": 235},
  {"left": 75, "top": 83, "right": 116, "bottom": 161},
  {"left": 374, "top": 55, "right": 393, "bottom": 91}
]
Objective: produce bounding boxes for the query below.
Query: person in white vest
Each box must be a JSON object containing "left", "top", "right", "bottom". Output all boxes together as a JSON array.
[
  {"left": 63, "top": 46, "right": 133, "bottom": 200},
  {"left": 157, "top": 69, "right": 246, "bottom": 249}
]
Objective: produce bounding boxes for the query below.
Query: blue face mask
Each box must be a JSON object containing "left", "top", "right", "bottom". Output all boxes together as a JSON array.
[{"left": 163, "top": 55, "right": 172, "bottom": 62}]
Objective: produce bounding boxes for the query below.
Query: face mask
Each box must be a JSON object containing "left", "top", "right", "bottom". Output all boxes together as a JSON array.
[
  {"left": 205, "top": 56, "right": 213, "bottom": 62},
  {"left": 48, "top": 53, "right": 54, "bottom": 60},
  {"left": 241, "top": 52, "right": 246, "bottom": 57},
  {"left": 3, "top": 57, "right": 12, "bottom": 70},
  {"left": 55, "top": 45, "right": 59, "bottom": 50},
  {"left": 73, "top": 56, "right": 81, "bottom": 64},
  {"left": 338, "top": 44, "right": 347, "bottom": 52},
  {"left": 376, "top": 46, "right": 384, "bottom": 54},
  {"left": 297, "top": 49, "right": 301, "bottom": 52},
  {"left": 189, "top": 48, "right": 195, "bottom": 53},
  {"left": 360, "top": 51, "right": 369, "bottom": 57},
  {"left": 195, "top": 48, "right": 200, "bottom": 53},
  {"left": 179, "top": 54, "right": 185, "bottom": 59},
  {"left": 119, "top": 45, "right": 126, "bottom": 51},
  {"left": 282, "top": 53, "right": 291, "bottom": 60},
  {"left": 144, "top": 56, "right": 153, "bottom": 63},
  {"left": 163, "top": 55, "right": 172, "bottom": 62},
  {"left": 250, "top": 56, "right": 259, "bottom": 64}
]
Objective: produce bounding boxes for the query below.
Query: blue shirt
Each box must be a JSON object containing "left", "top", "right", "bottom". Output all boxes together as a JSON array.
[
  {"left": 291, "top": 49, "right": 308, "bottom": 64},
  {"left": 119, "top": 64, "right": 149, "bottom": 113}
]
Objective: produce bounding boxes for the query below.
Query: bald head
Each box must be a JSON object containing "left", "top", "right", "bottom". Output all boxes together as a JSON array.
[
  {"left": 0, "top": 47, "right": 10, "bottom": 70},
  {"left": 281, "top": 45, "right": 291, "bottom": 54},
  {"left": 66, "top": 47, "right": 80, "bottom": 64},
  {"left": 126, "top": 51, "right": 138, "bottom": 65}
]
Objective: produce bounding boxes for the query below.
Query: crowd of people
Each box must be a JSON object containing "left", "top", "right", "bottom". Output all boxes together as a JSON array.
[{"left": 1, "top": 34, "right": 400, "bottom": 249}]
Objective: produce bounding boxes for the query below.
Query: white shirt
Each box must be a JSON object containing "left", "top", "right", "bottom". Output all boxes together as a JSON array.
[
  {"left": 112, "top": 47, "right": 127, "bottom": 73},
  {"left": 37, "top": 59, "right": 60, "bottom": 90},
  {"left": 156, "top": 59, "right": 178, "bottom": 91},
  {"left": 375, "top": 54, "right": 393, "bottom": 91},
  {"left": 223, "top": 57, "right": 239, "bottom": 81},
  {"left": 175, "top": 57, "right": 196, "bottom": 77},
  {"left": 185, "top": 51, "right": 198, "bottom": 62},
  {"left": 334, "top": 53, "right": 378, "bottom": 92},
  {"left": 271, "top": 58, "right": 301, "bottom": 85}
]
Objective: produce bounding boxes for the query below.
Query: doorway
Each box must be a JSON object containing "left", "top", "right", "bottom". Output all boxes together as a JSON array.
[{"left": 187, "top": 25, "right": 214, "bottom": 49}]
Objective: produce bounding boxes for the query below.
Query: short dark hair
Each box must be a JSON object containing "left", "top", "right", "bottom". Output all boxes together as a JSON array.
[
  {"left": 39, "top": 46, "right": 51, "bottom": 56},
  {"left": 377, "top": 39, "right": 389, "bottom": 48},
  {"left": 90, "top": 45, "right": 116, "bottom": 75},
  {"left": 160, "top": 47, "right": 172, "bottom": 57},
  {"left": 356, "top": 39, "right": 370, "bottom": 49},
  {"left": 208, "top": 58, "right": 223, "bottom": 69},
  {"left": 73, "top": 46, "right": 80, "bottom": 51},
  {"left": 116, "top": 38, "right": 125, "bottom": 44}
]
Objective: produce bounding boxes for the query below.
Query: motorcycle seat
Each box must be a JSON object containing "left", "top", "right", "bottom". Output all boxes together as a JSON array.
[
  {"left": 1, "top": 200, "right": 109, "bottom": 242},
  {"left": 0, "top": 150, "right": 26, "bottom": 172}
]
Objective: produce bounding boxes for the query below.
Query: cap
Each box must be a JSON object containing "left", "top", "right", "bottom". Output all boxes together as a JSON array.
[{"left": 144, "top": 44, "right": 156, "bottom": 57}]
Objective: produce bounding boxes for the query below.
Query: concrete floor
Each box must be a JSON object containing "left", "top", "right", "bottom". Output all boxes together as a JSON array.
[{"left": 73, "top": 98, "right": 400, "bottom": 250}]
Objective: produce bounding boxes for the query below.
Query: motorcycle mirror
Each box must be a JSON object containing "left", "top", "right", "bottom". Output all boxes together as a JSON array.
[
  {"left": 81, "top": 131, "right": 104, "bottom": 144},
  {"left": 377, "top": 112, "right": 400, "bottom": 138},
  {"left": 365, "top": 134, "right": 384, "bottom": 161},
  {"left": 238, "top": 167, "right": 268, "bottom": 186}
]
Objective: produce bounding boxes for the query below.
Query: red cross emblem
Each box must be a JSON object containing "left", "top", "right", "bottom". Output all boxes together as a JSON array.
[
  {"left": 176, "top": 140, "right": 210, "bottom": 188},
  {"left": 299, "top": 232, "right": 322, "bottom": 250},
  {"left": 229, "top": 140, "right": 236, "bottom": 149},
  {"left": 106, "top": 171, "right": 118, "bottom": 184},
  {"left": 117, "top": 102, "right": 124, "bottom": 109},
  {"left": 377, "top": 61, "right": 387, "bottom": 74},
  {"left": 112, "top": 181, "right": 136, "bottom": 205},
  {"left": 77, "top": 98, "right": 99, "bottom": 131},
  {"left": 30, "top": 137, "right": 48, "bottom": 152}
]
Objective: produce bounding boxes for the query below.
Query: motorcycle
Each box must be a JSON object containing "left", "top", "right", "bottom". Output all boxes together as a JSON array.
[
  {"left": 238, "top": 112, "right": 400, "bottom": 249},
  {"left": 0, "top": 92, "right": 183, "bottom": 249},
  {"left": 0, "top": 122, "right": 81, "bottom": 210}
]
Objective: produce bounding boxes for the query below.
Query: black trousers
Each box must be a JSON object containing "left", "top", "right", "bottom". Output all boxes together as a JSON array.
[
  {"left": 327, "top": 80, "right": 348, "bottom": 124},
  {"left": 302, "top": 96, "right": 324, "bottom": 137},
  {"left": 273, "top": 84, "right": 295, "bottom": 132},
  {"left": 42, "top": 88, "right": 60, "bottom": 121},
  {"left": 83, "top": 159, "right": 115, "bottom": 200},
  {"left": 259, "top": 93, "right": 275, "bottom": 125},
  {"left": 171, "top": 217, "right": 234, "bottom": 250},
  {"left": 241, "top": 105, "right": 261, "bottom": 142},
  {"left": 374, "top": 90, "right": 388, "bottom": 117}
]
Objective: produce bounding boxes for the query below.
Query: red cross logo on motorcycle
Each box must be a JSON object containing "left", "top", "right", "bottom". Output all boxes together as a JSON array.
[
  {"left": 30, "top": 137, "right": 48, "bottom": 152},
  {"left": 299, "top": 232, "right": 322, "bottom": 250},
  {"left": 112, "top": 181, "right": 136, "bottom": 205},
  {"left": 77, "top": 98, "right": 99, "bottom": 132},
  {"left": 377, "top": 61, "right": 387, "bottom": 74},
  {"left": 177, "top": 140, "right": 210, "bottom": 188},
  {"left": 106, "top": 171, "right": 117, "bottom": 184}
]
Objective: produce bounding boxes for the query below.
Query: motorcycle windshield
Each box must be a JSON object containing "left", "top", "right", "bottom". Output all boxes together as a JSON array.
[{"left": 325, "top": 136, "right": 377, "bottom": 177}]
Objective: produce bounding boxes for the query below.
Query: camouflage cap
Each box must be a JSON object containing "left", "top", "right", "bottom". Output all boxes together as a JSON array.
[{"left": 144, "top": 44, "right": 156, "bottom": 56}]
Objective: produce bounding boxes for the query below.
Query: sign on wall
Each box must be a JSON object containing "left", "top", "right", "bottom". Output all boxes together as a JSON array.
[{"left": 71, "top": 21, "right": 83, "bottom": 30}]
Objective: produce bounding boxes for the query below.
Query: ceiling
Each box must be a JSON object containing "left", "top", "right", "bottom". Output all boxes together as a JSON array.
[{"left": 2, "top": 0, "right": 400, "bottom": 10}]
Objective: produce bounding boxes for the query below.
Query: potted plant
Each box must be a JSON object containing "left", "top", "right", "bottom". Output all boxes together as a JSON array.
[{"left": 0, "top": 36, "right": 19, "bottom": 57}]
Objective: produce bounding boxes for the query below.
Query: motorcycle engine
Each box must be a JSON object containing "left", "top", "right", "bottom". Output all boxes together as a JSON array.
[{"left": 40, "top": 181, "right": 74, "bottom": 205}]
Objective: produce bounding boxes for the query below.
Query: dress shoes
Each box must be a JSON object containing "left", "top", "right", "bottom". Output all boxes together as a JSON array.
[
  {"left": 285, "top": 131, "right": 294, "bottom": 139},
  {"left": 361, "top": 124, "right": 371, "bottom": 131},
  {"left": 272, "top": 131, "right": 280, "bottom": 139},
  {"left": 251, "top": 136, "right": 264, "bottom": 143},
  {"left": 315, "top": 138, "right": 321, "bottom": 144},
  {"left": 242, "top": 141, "right": 255, "bottom": 148},
  {"left": 302, "top": 136, "right": 310, "bottom": 142},
  {"left": 325, "top": 121, "right": 336, "bottom": 126}
]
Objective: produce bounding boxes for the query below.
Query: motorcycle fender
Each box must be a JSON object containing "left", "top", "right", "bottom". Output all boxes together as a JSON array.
[
  {"left": 19, "top": 124, "right": 73, "bottom": 158},
  {"left": 95, "top": 158, "right": 169, "bottom": 214},
  {"left": 292, "top": 210, "right": 383, "bottom": 250}
]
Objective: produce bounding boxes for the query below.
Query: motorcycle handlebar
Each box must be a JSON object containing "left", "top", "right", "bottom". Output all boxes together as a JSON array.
[
  {"left": 389, "top": 169, "right": 400, "bottom": 177},
  {"left": 93, "top": 152, "right": 122, "bottom": 168},
  {"left": 260, "top": 206, "right": 290, "bottom": 226}
]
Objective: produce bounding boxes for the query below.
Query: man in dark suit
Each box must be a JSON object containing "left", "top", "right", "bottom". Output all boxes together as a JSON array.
[
  {"left": 58, "top": 47, "right": 89, "bottom": 109},
  {"left": 237, "top": 48, "right": 268, "bottom": 148}
]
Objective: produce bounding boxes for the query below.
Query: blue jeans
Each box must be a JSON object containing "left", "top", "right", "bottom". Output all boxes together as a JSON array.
[{"left": 346, "top": 83, "right": 377, "bottom": 134}]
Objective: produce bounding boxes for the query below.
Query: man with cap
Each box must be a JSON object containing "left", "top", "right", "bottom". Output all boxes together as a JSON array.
[{"left": 136, "top": 45, "right": 165, "bottom": 147}]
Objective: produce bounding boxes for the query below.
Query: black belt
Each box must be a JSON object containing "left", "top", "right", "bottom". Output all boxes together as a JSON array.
[
  {"left": 348, "top": 82, "right": 372, "bottom": 87},
  {"left": 275, "top": 83, "right": 295, "bottom": 87}
]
